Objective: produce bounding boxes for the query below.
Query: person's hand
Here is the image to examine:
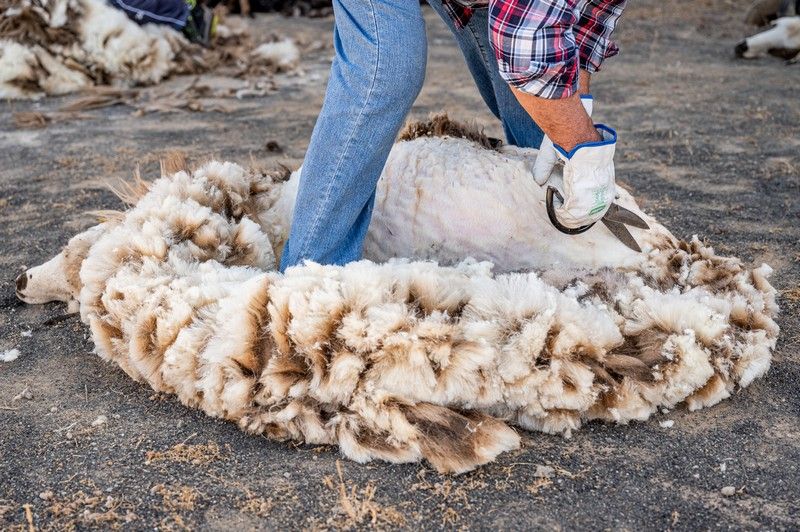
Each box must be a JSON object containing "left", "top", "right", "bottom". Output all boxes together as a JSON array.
[
  {"left": 532, "top": 95, "right": 594, "bottom": 186},
  {"left": 551, "top": 125, "right": 617, "bottom": 229}
]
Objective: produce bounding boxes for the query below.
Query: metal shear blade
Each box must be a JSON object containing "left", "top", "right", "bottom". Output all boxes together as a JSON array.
[
  {"left": 545, "top": 187, "right": 650, "bottom": 252},
  {"left": 603, "top": 203, "right": 650, "bottom": 230}
]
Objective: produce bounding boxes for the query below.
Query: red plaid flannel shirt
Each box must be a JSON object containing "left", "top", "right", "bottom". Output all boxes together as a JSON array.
[{"left": 442, "top": 0, "right": 627, "bottom": 99}]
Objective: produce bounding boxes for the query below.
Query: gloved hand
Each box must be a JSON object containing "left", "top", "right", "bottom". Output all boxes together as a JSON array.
[
  {"left": 532, "top": 95, "right": 594, "bottom": 186},
  {"left": 551, "top": 125, "right": 617, "bottom": 229}
]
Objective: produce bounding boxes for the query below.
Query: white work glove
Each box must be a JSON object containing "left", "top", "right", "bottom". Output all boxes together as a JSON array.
[
  {"left": 532, "top": 94, "right": 594, "bottom": 186},
  {"left": 552, "top": 125, "right": 617, "bottom": 228}
]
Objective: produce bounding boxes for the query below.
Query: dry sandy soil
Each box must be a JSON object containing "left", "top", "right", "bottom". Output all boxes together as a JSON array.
[{"left": 1, "top": 1, "right": 799, "bottom": 529}]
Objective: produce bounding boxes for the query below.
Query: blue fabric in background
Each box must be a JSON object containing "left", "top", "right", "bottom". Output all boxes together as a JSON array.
[{"left": 108, "top": 0, "right": 189, "bottom": 30}]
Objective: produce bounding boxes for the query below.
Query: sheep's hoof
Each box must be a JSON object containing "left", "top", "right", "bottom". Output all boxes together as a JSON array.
[{"left": 734, "top": 41, "right": 749, "bottom": 58}]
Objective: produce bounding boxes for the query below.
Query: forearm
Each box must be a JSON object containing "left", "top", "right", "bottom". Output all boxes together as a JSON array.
[{"left": 512, "top": 70, "right": 597, "bottom": 151}]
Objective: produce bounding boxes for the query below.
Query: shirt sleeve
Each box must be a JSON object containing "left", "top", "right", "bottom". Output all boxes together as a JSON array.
[
  {"left": 573, "top": 0, "right": 627, "bottom": 73},
  {"left": 488, "top": 0, "right": 581, "bottom": 99}
]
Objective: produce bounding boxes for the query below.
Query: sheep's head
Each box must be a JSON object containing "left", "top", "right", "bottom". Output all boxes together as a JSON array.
[{"left": 15, "top": 224, "right": 107, "bottom": 312}]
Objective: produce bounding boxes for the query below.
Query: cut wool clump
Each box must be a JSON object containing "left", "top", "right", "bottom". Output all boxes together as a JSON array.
[
  {"left": 1, "top": 348, "right": 21, "bottom": 362},
  {"left": 249, "top": 39, "right": 301, "bottom": 73},
  {"left": 0, "top": 0, "right": 304, "bottom": 99},
  {"left": 15, "top": 128, "right": 779, "bottom": 473}
]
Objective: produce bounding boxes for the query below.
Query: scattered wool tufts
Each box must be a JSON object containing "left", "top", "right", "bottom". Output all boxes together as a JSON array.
[
  {"left": 249, "top": 39, "right": 301, "bottom": 73},
  {"left": 0, "top": 0, "right": 304, "bottom": 99},
  {"left": 15, "top": 131, "right": 779, "bottom": 473},
  {"left": 1, "top": 348, "right": 21, "bottom": 362}
]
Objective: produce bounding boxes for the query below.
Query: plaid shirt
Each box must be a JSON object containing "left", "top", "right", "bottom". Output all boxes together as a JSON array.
[{"left": 442, "top": 0, "right": 627, "bottom": 99}]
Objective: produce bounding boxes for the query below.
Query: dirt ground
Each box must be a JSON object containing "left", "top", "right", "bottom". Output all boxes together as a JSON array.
[{"left": 1, "top": 1, "right": 799, "bottom": 529}]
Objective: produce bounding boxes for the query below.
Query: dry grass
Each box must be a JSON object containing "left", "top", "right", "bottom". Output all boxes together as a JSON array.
[
  {"left": 150, "top": 484, "right": 203, "bottom": 512},
  {"left": 320, "top": 460, "right": 406, "bottom": 529},
  {"left": 527, "top": 478, "right": 554, "bottom": 496},
  {"left": 44, "top": 484, "right": 138, "bottom": 530},
  {"left": 782, "top": 286, "right": 800, "bottom": 302},
  {"left": 237, "top": 495, "right": 275, "bottom": 517},
  {"left": 144, "top": 440, "right": 225, "bottom": 466}
]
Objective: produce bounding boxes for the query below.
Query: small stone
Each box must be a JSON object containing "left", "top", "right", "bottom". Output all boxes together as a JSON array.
[
  {"left": 91, "top": 415, "right": 108, "bottom": 427},
  {"left": 659, "top": 420, "right": 675, "bottom": 428},
  {"left": 65, "top": 431, "right": 73, "bottom": 440},
  {"left": 50, "top": 406, "right": 57, "bottom": 413},
  {"left": 719, "top": 463, "right": 727, "bottom": 473},
  {"left": 534, "top": 465, "right": 555, "bottom": 479},
  {"left": 721, "top": 486, "right": 736, "bottom": 496},
  {"left": 283, "top": 472, "right": 291, "bottom": 478},
  {"left": 39, "top": 490, "right": 53, "bottom": 500},
  {"left": 21, "top": 330, "right": 33, "bottom": 337}
]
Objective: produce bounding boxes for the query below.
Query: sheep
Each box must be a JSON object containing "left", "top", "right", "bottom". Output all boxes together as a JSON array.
[
  {"left": 736, "top": 16, "right": 800, "bottom": 63},
  {"left": 15, "top": 125, "right": 779, "bottom": 473}
]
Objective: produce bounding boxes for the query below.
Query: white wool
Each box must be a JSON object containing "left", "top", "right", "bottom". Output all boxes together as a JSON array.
[
  {"left": 34, "top": 46, "right": 93, "bottom": 95},
  {"left": 77, "top": 0, "right": 175, "bottom": 85},
  {"left": 250, "top": 39, "right": 301, "bottom": 71},
  {"left": 0, "top": 41, "right": 45, "bottom": 99},
  {"left": 272, "top": 138, "right": 667, "bottom": 273},
  {"left": 47, "top": 0, "right": 73, "bottom": 28},
  {"left": 1, "top": 349, "right": 21, "bottom": 362}
]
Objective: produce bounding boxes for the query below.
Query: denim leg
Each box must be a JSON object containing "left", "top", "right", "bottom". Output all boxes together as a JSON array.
[
  {"left": 426, "top": 1, "right": 544, "bottom": 149},
  {"left": 280, "top": 0, "right": 427, "bottom": 270}
]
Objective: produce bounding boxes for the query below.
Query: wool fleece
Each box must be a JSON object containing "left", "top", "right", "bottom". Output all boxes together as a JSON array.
[{"left": 16, "top": 131, "right": 779, "bottom": 473}]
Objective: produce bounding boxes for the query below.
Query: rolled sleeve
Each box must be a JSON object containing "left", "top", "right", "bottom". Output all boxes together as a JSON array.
[
  {"left": 488, "top": 0, "right": 581, "bottom": 99},
  {"left": 573, "top": 0, "right": 627, "bottom": 73}
]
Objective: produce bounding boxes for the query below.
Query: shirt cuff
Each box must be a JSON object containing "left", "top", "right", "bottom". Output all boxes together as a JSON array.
[{"left": 578, "top": 38, "right": 620, "bottom": 73}]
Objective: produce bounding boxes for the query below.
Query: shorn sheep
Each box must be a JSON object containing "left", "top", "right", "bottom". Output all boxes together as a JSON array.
[{"left": 16, "top": 121, "right": 779, "bottom": 473}]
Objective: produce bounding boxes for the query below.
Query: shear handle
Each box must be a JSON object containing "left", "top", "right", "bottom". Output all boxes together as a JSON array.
[{"left": 545, "top": 186, "right": 596, "bottom": 235}]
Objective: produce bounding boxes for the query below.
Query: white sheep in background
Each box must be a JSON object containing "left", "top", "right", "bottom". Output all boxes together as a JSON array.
[
  {"left": 736, "top": 16, "right": 800, "bottom": 63},
  {"left": 15, "top": 124, "right": 780, "bottom": 473}
]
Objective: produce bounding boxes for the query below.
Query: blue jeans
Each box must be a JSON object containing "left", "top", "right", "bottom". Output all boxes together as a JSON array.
[{"left": 279, "top": 1, "right": 544, "bottom": 270}]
